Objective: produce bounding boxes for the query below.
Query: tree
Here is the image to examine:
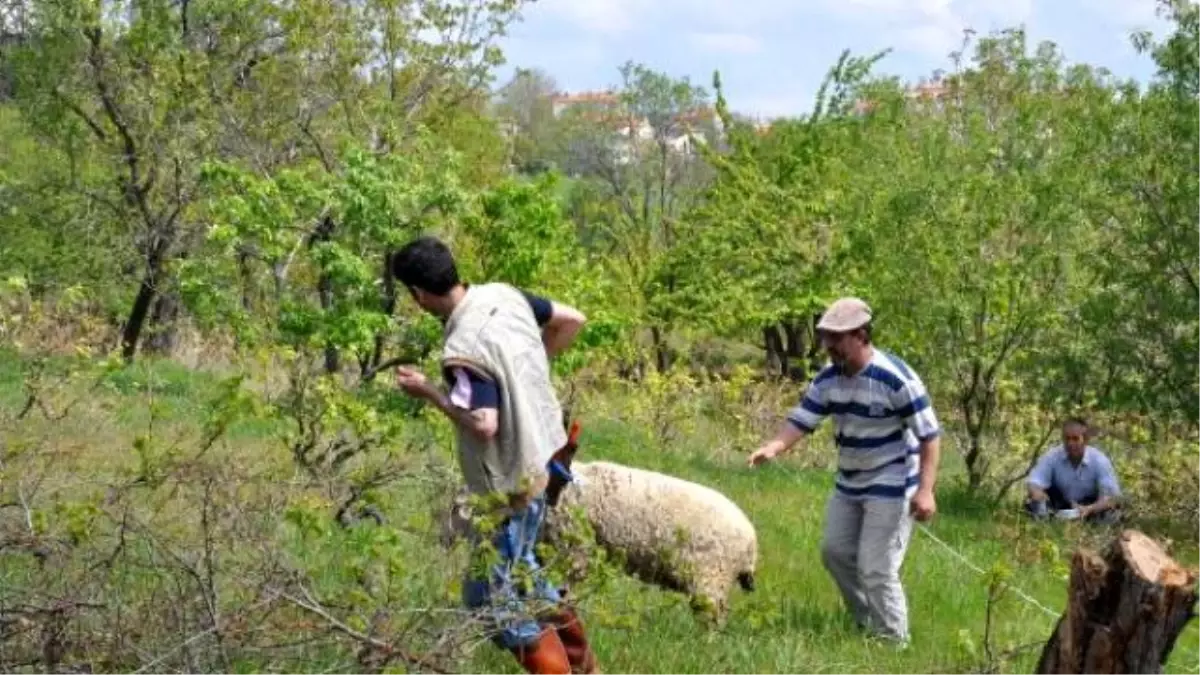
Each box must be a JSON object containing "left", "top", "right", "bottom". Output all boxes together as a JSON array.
[
  {"left": 852, "top": 30, "right": 1127, "bottom": 495},
  {"left": 660, "top": 51, "right": 888, "bottom": 382},
  {"left": 555, "top": 61, "right": 715, "bottom": 373},
  {"left": 493, "top": 67, "right": 559, "bottom": 173},
  {"left": 6, "top": 0, "right": 525, "bottom": 362},
  {"left": 1075, "top": 0, "right": 1198, "bottom": 425}
]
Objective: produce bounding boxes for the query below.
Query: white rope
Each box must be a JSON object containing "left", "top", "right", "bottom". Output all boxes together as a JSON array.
[
  {"left": 912, "top": 521, "right": 1195, "bottom": 667},
  {"left": 916, "top": 523, "right": 1063, "bottom": 621}
]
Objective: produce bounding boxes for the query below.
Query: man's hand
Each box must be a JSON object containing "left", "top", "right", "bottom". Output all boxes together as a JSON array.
[
  {"left": 395, "top": 366, "right": 436, "bottom": 400},
  {"left": 747, "top": 442, "right": 781, "bottom": 467},
  {"left": 748, "top": 423, "right": 806, "bottom": 468},
  {"left": 910, "top": 488, "right": 936, "bottom": 522}
]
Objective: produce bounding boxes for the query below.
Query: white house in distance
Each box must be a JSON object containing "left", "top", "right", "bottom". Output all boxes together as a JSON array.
[{"left": 549, "top": 90, "right": 717, "bottom": 165}]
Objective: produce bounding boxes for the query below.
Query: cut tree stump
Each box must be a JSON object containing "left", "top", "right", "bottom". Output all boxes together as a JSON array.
[{"left": 1036, "top": 529, "right": 1199, "bottom": 674}]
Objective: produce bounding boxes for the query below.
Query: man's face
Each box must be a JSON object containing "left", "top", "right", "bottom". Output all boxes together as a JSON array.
[
  {"left": 1062, "top": 424, "right": 1087, "bottom": 460},
  {"left": 407, "top": 287, "right": 436, "bottom": 315},
  {"left": 820, "top": 330, "right": 854, "bottom": 367}
]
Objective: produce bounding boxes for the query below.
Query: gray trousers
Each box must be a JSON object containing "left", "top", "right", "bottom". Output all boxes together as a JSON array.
[{"left": 820, "top": 491, "right": 915, "bottom": 642}]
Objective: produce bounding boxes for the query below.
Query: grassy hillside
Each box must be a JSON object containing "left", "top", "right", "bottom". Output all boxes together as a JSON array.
[{"left": 0, "top": 353, "right": 1196, "bottom": 673}]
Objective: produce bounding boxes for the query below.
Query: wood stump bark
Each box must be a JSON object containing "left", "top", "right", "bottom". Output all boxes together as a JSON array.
[{"left": 1036, "top": 529, "right": 1198, "bottom": 674}]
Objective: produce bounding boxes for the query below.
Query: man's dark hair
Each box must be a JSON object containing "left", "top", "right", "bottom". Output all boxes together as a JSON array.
[
  {"left": 858, "top": 322, "right": 873, "bottom": 345},
  {"left": 1063, "top": 416, "right": 1089, "bottom": 431},
  {"left": 389, "top": 236, "right": 460, "bottom": 296}
]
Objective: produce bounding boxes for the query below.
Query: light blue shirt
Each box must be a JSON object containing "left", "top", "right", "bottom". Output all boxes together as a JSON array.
[{"left": 1028, "top": 445, "right": 1121, "bottom": 504}]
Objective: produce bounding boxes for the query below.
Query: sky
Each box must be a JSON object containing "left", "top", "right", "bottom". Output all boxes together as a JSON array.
[{"left": 492, "top": 0, "right": 1176, "bottom": 119}]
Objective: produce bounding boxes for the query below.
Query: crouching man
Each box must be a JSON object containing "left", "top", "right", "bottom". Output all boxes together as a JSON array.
[
  {"left": 389, "top": 236, "right": 597, "bottom": 674},
  {"left": 1025, "top": 418, "right": 1123, "bottom": 525}
]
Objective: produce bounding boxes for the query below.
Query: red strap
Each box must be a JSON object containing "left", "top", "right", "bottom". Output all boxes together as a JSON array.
[{"left": 567, "top": 419, "right": 582, "bottom": 446}]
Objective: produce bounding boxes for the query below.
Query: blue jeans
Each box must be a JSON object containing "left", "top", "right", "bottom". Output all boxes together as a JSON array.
[{"left": 462, "top": 492, "right": 562, "bottom": 650}]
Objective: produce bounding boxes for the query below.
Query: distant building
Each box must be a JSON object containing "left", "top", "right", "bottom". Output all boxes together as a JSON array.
[
  {"left": 550, "top": 91, "right": 621, "bottom": 117},
  {"left": 551, "top": 89, "right": 717, "bottom": 164},
  {"left": 851, "top": 77, "right": 951, "bottom": 118}
]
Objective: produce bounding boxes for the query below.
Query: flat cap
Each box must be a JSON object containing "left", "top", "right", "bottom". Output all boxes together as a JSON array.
[{"left": 816, "top": 297, "right": 873, "bottom": 332}]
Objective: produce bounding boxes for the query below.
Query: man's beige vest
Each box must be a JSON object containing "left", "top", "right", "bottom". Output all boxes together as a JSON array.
[{"left": 441, "top": 282, "right": 567, "bottom": 497}]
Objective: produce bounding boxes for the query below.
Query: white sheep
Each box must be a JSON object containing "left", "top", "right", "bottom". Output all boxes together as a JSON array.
[
  {"left": 434, "top": 451, "right": 760, "bottom": 624},
  {"left": 541, "top": 460, "right": 759, "bottom": 623}
]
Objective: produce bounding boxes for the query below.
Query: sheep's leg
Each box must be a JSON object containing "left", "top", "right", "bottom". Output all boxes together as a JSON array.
[{"left": 690, "top": 576, "right": 732, "bottom": 626}]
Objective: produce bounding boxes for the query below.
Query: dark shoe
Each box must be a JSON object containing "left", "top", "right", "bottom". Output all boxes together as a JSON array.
[
  {"left": 545, "top": 607, "right": 599, "bottom": 674},
  {"left": 512, "top": 628, "right": 572, "bottom": 674}
]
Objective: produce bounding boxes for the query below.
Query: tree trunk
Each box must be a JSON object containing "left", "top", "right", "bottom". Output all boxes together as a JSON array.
[
  {"left": 318, "top": 270, "right": 338, "bottom": 374},
  {"left": 144, "top": 289, "right": 182, "bottom": 357},
  {"left": 809, "top": 312, "right": 824, "bottom": 369},
  {"left": 763, "top": 325, "right": 784, "bottom": 380},
  {"left": 782, "top": 318, "right": 807, "bottom": 382},
  {"left": 121, "top": 270, "right": 159, "bottom": 362},
  {"left": 650, "top": 325, "right": 670, "bottom": 373},
  {"left": 1036, "top": 530, "right": 1198, "bottom": 674},
  {"left": 311, "top": 215, "right": 339, "bottom": 375},
  {"left": 370, "top": 250, "right": 397, "bottom": 375}
]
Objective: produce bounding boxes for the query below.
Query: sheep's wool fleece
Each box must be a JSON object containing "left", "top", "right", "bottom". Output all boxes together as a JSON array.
[{"left": 557, "top": 461, "right": 757, "bottom": 605}]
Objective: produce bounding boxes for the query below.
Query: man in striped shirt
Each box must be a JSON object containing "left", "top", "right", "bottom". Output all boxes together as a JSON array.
[{"left": 748, "top": 297, "right": 942, "bottom": 645}]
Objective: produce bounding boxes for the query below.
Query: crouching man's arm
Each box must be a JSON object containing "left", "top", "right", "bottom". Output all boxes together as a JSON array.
[
  {"left": 1079, "top": 455, "right": 1122, "bottom": 518},
  {"left": 1026, "top": 450, "right": 1055, "bottom": 505}
]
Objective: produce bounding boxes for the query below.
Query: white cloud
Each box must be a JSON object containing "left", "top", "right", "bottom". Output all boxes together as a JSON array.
[
  {"left": 688, "top": 32, "right": 763, "bottom": 54},
  {"left": 736, "top": 91, "right": 816, "bottom": 119},
  {"left": 540, "top": 0, "right": 640, "bottom": 36},
  {"left": 500, "top": 0, "right": 1166, "bottom": 117},
  {"left": 813, "top": 0, "right": 1038, "bottom": 59},
  {"left": 1081, "top": 0, "right": 1172, "bottom": 31}
]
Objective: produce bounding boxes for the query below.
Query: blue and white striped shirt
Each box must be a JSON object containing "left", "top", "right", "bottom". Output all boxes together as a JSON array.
[{"left": 788, "top": 349, "right": 941, "bottom": 501}]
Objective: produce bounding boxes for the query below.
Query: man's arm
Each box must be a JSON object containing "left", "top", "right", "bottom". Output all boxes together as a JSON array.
[
  {"left": 521, "top": 290, "right": 586, "bottom": 358},
  {"left": 748, "top": 377, "right": 826, "bottom": 466},
  {"left": 895, "top": 378, "right": 942, "bottom": 488},
  {"left": 916, "top": 435, "right": 941, "bottom": 496},
  {"left": 395, "top": 366, "right": 498, "bottom": 441},
  {"left": 543, "top": 301, "right": 587, "bottom": 357},
  {"left": 432, "top": 369, "right": 499, "bottom": 441},
  {"left": 896, "top": 376, "right": 942, "bottom": 520},
  {"left": 1080, "top": 454, "right": 1121, "bottom": 516},
  {"left": 1027, "top": 451, "right": 1054, "bottom": 502},
  {"left": 749, "top": 421, "right": 808, "bottom": 465}
]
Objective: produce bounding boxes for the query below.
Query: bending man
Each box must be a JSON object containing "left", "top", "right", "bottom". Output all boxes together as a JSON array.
[
  {"left": 390, "top": 236, "right": 595, "bottom": 674},
  {"left": 748, "top": 297, "right": 941, "bottom": 645}
]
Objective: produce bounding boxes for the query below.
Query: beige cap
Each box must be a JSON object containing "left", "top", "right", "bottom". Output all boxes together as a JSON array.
[{"left": 816, "top": 297, "right": 873, "bottom": 332}]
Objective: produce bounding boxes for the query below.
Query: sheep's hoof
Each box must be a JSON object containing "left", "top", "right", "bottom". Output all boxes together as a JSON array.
[{"left": 688, "top": 595, "right": 725, "bottom": 628}]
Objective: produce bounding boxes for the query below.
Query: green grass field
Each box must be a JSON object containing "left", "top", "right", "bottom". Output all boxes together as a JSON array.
[
  {"left": 469, "top": 418, "right": 1198, "bottom": 674},
  {"left": 0, "top": 353, "right": 1196, "bottom": 673}
]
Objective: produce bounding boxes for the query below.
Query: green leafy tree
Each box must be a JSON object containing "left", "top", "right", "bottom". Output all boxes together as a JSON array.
[
  {"left": 852, "top": 30, "right": 1126, "bottom": 494},
  {"left": 555, "top": 62, "right": 715, "bottom": 374},
  {"left": 661, "top": 51, "right": 888, "bottom": 381}
]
